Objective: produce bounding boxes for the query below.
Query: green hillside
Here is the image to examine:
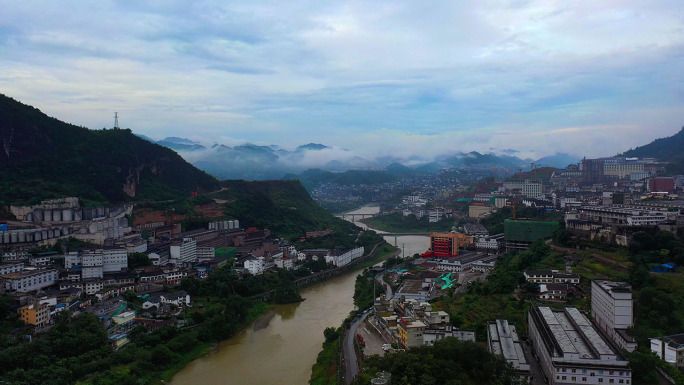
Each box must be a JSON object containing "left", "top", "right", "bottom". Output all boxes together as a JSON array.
[
  {"left": 216, "top": 180, "right": 360, "bottom": 239},
  {"left": 0, "top": 94, "right": 219, "bottom": 205},
  {"left": 623, "top": 127, "right": 684, "bottom": 174}
]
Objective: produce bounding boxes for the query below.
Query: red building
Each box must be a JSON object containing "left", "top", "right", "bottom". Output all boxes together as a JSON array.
[
  {"left": 422, "top": 232, "right": 473, "bottom": 258},
  {"left": 649, "top": 177, "right": 675, "bottom": 193}
]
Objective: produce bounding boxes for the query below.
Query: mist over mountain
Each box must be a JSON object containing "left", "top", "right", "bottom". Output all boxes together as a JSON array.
[{"left": 145, "top": 134, "right": 581, "bottom": 180}]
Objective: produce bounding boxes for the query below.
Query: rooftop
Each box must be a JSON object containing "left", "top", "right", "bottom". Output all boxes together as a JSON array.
[
  {"left": 593, "top": 280, "right": 632, "bottom": 294},
  {"left": 488, "top": 319, "right": 529, "bottom": 371}
]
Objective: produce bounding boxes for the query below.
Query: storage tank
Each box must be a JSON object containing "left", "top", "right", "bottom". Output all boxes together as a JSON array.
[
  {"left": 33, "top": 209, "right": 44, "bottom": 221},
  {"left": 44, "top": 210, "right": 53, "bottom": 222},
  {"left": 18, "top": 232, "right": 26, "bottom": 242},
  {"left": 53, "top": 209, "right": 62, "bottom": 222},
  {"left": 2, "top": 232, "right": 9, "bottom": 243},
  {"left": 63, "top": 209, "right": 73, "bottom": 221},
  {"left": 10, "top": 232, "right": 18, "bottom": 243}
]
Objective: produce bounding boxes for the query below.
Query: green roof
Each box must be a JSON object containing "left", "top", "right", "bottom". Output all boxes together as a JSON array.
[{"left": 504, "top": 219, "right": 559, "bottom": 242}]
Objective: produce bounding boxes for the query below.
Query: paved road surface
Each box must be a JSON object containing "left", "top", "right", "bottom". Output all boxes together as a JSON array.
[{"left": 343, "top": 311, "right": 370, "bottom": 384}]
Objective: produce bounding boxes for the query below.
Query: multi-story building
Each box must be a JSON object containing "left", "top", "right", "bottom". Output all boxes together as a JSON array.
[
  {"left": 66, "top": 248, "right": 128, "bottom": 279},
  {"left": 0, "top": 262, "right": 25, "bottom": 276},
  {"left": 504, "top": 219, "right": 560, "bottom": 252},
  {"left": 487, "top": 319, "right": 531, "bottom": 381},
  {"left": 650, "top": 334, "right": 684, "bottom": 369},
  {"left": 397, "top": 317, "right": 426, "bottom": 349},
  {"left": 425, "top": 233, "right": 473, "bottom": 258},
  {"left": 196, "top": 247, "right": 215, "bottom": 262},
  {"left": 591, "top": 280, "right": 637, "bottom": 352},
  {"left": 3, "top": 268, "right": 58, "bottom": 292},
  {"left": 522, "top": 180, "right": 543, "bottom": 198},
  {"left": 423, "top": 325, "right": 475, "bottom": 345},
  {"left": 169, "top": 238, "right": 197, "bottom": 266},
  {"left": 325, "top": 246, "right": 364, "bottom": 267},
  {"left": 18, "top": 303, "right": 50, "bottom": 327},
  {"left": 528, "top": 306, "right": 632, "bottom": 385},
  {"left": 244, "top": 256, "right": 265, "bottom": 275},
  {"left": 524, "top": 270, "right": 580, "bottom": 284}
]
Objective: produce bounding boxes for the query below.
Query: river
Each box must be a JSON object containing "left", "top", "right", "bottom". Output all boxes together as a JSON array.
[{"left": 170, "top": 204, "right": 429, "bottom": 385}]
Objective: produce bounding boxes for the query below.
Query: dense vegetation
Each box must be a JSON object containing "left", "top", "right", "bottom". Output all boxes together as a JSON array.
[
  {"left": 0, "top": 94, "right": 219, "bottom": 205},
  {"left": 309, "top": 327, "right": 342, "bottom": 385},
  {"left": 217, "top": 179, "right": 364, "bottom": 240},
  {"left": 0, "top": 267, "right": 305, "bottom": 385},
  {"left": 353, "top": 337, "right": 519, "bottom": 385},
  {"left": 362, "top": 212, "right": 455, "bottom": 233}
]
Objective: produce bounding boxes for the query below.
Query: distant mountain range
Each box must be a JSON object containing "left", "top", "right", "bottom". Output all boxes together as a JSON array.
[
  {"left": 0, "top": 94, "right": 219, "bottom": 205},
  {"left": 142, "top": 135, "right": 581, "bottom": 181}
]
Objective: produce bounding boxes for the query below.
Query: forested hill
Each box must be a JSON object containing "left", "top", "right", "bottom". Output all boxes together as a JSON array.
[
  {"left": 623, "top": 127, "right": 684, "bottom": 174},
  {"left": 219, "top": 180, "right": 359, "bottom": 240},
  {"left": 0, "top": 94, "right": 220, "bottom": 205}
]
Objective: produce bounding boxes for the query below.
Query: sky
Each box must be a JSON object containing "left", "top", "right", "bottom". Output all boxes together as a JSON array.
[{"left": 1, "top": 0, "right": 683, "bottom": 161}]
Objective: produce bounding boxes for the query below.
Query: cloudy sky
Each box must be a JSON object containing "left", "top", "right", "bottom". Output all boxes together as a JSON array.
[{"left": 1, "top": 1, "right": 683, "bottom": 160}]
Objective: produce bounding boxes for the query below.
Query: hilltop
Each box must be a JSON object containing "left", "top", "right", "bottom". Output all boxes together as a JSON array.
[
  {"left": 623, "top": 127, "right": 684, "bottom": 173},
  {"left": 0, "top": 94, "right": 219, "bottom": 205}
]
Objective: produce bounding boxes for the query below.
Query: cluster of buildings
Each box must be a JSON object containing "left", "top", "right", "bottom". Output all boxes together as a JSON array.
[
  {"left": 490, "top": 280, "right": 637, "bottom": 384},
  {"left": 399, "top": 195, "right": 454, "bottom": 223},
  {"left": 524, "top": 269, "right": 581, "bottom": 301},
  {"left": 373, "top": 296, "right": 475, "bottom": 349}
]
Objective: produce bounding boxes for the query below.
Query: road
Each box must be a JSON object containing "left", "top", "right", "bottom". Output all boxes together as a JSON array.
[
  {"left": 342, "top": 310, "right": 370, "bottom": 385},
  {"left": 342, "top": 259, "right": 396, "bottom": 384}
]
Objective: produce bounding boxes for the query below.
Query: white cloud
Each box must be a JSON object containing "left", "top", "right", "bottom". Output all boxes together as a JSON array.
[{"left": 0, "top": 0, "right": 682, "bottom": 161}]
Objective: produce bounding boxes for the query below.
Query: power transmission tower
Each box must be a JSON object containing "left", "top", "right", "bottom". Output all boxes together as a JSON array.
[{"left": 114, "top": 112, "right": 120, "bottom": 129}]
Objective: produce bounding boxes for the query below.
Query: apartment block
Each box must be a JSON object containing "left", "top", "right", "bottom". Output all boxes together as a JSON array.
[
  {"left": 591, "top": 280, "right": 637, "bottom": 352},
  {"left": 18, "top": 303, "right": 50, "bottom": 327},
  {"left": 3, "top": 268, "right": 58, "bottom": 292},
  {"left": 650, "top": 334, "right": 684, "bottom": 369},
  {"left": 529, "top": 306, "right": 631, "bottom": 385},
  {"left": 170, "top": 238, "right": 197, "bottom": 266}
]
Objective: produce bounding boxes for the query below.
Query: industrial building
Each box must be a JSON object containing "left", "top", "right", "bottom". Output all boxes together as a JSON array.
[
  {"left": 591, "top": 280, "right": 637, "bottom": 352},
  {"left": 528, "top": 306, "right": 631, "bottom": 385},
  {"left": 487, "top": 319, "right": 531, "bottom": 381}
]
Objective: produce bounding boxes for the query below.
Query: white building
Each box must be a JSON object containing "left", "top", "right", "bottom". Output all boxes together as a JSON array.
[
  {"left": 522, "top": 180, "right": 543, "bottom": 198},
  {"left": 325, "top": 247, "right": 364, "bottom": 267},
  {"left": 591, "top": 280, "right": 637, "bottom": 352},
  {"left": 650, "top": 334, "right": 684, "bottom": 369},
  {"left": 487, "top": 319, "right": 531, "bottom": 381},
  {"left": 66, "top": 248, "right": 128, "bottom": 279},
  {"left": 0, "top": 262, "right": 25, "bottom": 276},
  {"left": 3, "top": 268, "right": 58, "bottom": 292},
  {"left": 529, "top": 306, "right": 631, "bottom": 385},
  {"left": 170, "top": 238, "right": 197, "bottom": 266},
  {"left": 244, "top": 256, "right": 265, "bottom": 275},
  {"left": 423, "top": 326, "right": 475, "bottom": 346},
  {"left": 196, "top": 247, "right": 215, "bottom": 262}
]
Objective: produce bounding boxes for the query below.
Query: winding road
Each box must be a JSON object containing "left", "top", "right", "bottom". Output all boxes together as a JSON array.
[{"left": 342, "top": 260, "right": 397, "bottom": 384}]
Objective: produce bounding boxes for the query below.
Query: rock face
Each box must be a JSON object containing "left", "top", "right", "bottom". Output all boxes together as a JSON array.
[{"left": 0, "top": 93, "right": 219, "bottom": 204}]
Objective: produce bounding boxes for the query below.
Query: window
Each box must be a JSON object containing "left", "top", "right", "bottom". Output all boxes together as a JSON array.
[
  {"left": 619, "top": 372, "right": 624, "bottom": 376},
  {"left": 610, "top": 371, "right": 614, "bottom": 375},
  {"left": 599, "top": 371, "right": 604, "bottom": 375},
  {"left": 619, "top": 381, "right": 623, "bottom": 384},
  {"left": 572, "top": 369, "right": 577, "bottom": 373},
  {"left": 583, "top": 369, "right": 587, "bottom": 374},
  {"left": 563, "top": 376, "right": 567, "bottom": 380},
  {"left": 609, "top": 380, "right": 614, "bottom": 384},
  {"left": 583, "top": 378, "right": 587, "bottom": 382},
  {"left": 572, "top": 377, "right": 577, "bottom": 381}
]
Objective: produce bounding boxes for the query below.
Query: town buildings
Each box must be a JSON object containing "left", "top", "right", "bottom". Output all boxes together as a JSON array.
[
  {"left": 591, "top": 280, "right": 637, "bottom": 352},
  {"left": 650, "top": 334, "right": 684, "bottom": 369},
  {"left": 528, "top": 306, "right": 632, "bottom": 385},
  {"left": 487, "top": 319, "right": 531, "bottom": 381}
]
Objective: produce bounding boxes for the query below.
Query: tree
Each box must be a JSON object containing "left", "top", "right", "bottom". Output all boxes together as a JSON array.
[{"left": 128, "top": 252, "right": 151, "bottom": 269}]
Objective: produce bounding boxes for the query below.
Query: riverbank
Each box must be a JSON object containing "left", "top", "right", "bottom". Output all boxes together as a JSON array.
[
  {"left": 360, "top": 212, "right": 454, "bottom": 233},
  {"left": 309, "top": 246, "right": 396, "bottom": 385},
  {"left": 154, "top": 302, "right": 274, "bottom": 384}
]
